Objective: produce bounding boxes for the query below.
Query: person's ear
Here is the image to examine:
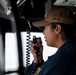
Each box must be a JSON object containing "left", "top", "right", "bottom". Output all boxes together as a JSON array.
[{"left": 55, "top": 24, "right": 62, "bottom": 34}]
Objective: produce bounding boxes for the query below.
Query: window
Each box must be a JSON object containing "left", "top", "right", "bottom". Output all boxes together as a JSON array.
[{"left": 5, "top": 33, "right": 19, "bottom": 72}]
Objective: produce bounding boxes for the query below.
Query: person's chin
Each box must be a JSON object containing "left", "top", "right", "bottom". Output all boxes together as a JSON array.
[
  {"left": 47, "top": 44, "right": 50, "bottom": 46},
  {"left": 46, "top": 42, "right": 51, "bottom": 46}
]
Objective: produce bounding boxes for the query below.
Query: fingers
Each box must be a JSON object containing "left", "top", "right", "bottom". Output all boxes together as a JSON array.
[
  {"left": 30, "top": 36, "right": 43, "bottom": 64},
  {"left": 30, "top": 41, "right": 37, "bottom": 57},
  {"left": 30, "top": 41, "right": 34, "bottom": 46},
  {"left": 30, "top": 41, "right": 35, "bottom": 52},
  {"left": 30, "top": 36, "right": 43, "bottom": 56}
]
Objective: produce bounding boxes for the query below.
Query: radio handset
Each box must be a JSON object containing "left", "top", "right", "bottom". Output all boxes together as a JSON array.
[{"left": 33, "top": 37, "right": 42, "bottom": 54}]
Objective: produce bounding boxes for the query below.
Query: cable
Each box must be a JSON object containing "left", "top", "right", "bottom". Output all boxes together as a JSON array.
[
  {"left": 25, "top": 19, "right": 31, "bottom": 75},
  {"left": 26, "top": 30, "right": 31, "bottom": 67}
]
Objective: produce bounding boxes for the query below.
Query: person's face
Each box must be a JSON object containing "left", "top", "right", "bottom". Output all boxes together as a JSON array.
[{"left": 43, "top": 24, "right": 58, "bottom": 47}]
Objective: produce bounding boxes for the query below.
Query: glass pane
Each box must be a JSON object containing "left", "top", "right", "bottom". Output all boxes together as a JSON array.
[{"left": 5, "top": 33, "right": 19, "bottom": 72}]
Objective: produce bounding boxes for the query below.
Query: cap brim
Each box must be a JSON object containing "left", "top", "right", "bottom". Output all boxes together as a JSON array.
[{"left": 32, "top": 20, "right": 51, "bottom": 27}]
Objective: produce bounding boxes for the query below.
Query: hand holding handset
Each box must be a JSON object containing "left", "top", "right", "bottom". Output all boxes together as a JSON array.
[
  {"left": 32, "top": 36, "right": 42, "bottom": 64},
  {"left": 33, "top": 36, "right": 42, "bottom": 54}
]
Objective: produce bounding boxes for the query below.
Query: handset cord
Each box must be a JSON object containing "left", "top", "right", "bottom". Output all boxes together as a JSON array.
[
  {"left": 26, "top": 30, "right": 31, "bottom": 67},
  {"left": 25, "top": 20, "right": 31, "bottom": 74}
]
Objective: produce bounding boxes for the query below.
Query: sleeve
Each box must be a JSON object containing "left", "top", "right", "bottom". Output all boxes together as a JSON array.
[{"left": 25, "top": 60, "right": 44, "bottom": 75}]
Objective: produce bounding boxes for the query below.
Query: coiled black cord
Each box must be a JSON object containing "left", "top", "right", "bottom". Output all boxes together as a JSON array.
[
  {"left": 26, "top": 30, "right": 31, "bottom": 67},
  {"left": 25, "top": 20, "right": 32, "bottom": 75}
]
